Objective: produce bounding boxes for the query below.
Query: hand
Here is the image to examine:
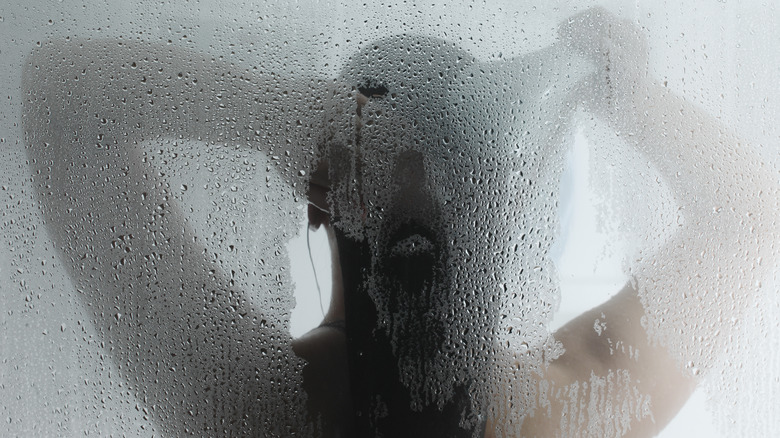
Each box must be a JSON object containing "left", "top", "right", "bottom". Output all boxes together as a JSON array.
[{"left": 558, "top": 7, "right": 650, "bottom": 113}]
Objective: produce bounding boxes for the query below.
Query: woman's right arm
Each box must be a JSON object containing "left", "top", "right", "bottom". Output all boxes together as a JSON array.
[{"left": 22, "top": 40, "right": 321, "bottom": 436}]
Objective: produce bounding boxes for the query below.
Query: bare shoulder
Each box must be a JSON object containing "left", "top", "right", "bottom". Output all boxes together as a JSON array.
[{"left": 292, "top": 323, "right": 352, "bottom": 436}]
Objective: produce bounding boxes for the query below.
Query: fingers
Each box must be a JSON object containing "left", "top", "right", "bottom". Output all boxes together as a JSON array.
[
  {"left": 558, "top": 7, "right": 647, "bottom": 67},
  {"left": 558, "top": 7, "right": 650, "bottom": 114},
  {"left": 558, "top": 6, "right": 614, "bottom": 58}
]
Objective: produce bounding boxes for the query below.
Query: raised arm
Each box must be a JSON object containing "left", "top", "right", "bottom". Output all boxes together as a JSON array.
[
  {"left": 22, "top": 39, "right": 323, "bottom": 436},
  {"left": 563, "top": 7, "right": 778, "bottom": 370},
  {"left": 516, "top": 8, "right": 778, "bottom": 437}
]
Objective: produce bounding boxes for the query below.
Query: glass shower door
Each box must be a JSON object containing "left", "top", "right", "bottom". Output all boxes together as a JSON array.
[{"left": 1, "top": 1, "right": 777, "bottom": 436}]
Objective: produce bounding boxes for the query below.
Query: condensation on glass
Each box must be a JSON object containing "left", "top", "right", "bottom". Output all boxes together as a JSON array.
[{"left": 1, "top": 1, "right": 778, "bottom": 437}]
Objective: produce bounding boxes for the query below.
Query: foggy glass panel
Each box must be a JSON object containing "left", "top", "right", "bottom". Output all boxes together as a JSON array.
[{"left": 1, "top": 1, "right": 778, "bottom": 437}]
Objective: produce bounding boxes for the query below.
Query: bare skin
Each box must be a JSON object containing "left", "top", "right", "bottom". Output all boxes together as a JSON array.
[
  {"left": 22, "top": 6, "right": 776, "bottom": 437},
  {"left": 295, "top": 7, "right": 776, "bottom": 438},
  {"left": 294, "top": 186, "right": 696, "bottom": 438}
]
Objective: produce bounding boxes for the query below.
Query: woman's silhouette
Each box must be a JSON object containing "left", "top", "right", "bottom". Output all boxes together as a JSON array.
[{"left": 21, "top": 7, "right": 777, "bottom": 437}]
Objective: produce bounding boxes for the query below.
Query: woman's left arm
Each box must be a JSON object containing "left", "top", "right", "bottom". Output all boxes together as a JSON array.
[{"left": 516, "top": 8, "right": 779, "bottom": 437}]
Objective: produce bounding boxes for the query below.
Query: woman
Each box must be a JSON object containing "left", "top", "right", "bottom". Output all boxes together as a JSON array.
[{"left": 22, "top": 7, "right": 776, "bottom": 437}]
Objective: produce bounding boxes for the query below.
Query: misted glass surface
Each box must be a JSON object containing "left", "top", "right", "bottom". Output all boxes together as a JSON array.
[{"left": 1, "top": 1, "right": 778, "bottom": 437}]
